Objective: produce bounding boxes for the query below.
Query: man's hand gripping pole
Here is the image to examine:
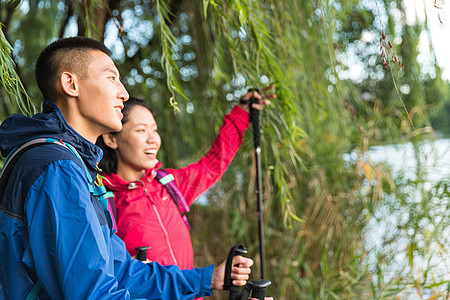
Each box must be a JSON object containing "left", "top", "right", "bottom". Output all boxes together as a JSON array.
[{"left": 223, "top": 244, "right": 271, "bottom": 300}]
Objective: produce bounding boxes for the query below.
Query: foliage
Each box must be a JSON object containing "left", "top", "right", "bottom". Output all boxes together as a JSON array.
[
  {"left": 0, "top": 0, "right": 449, "bottom": 299},
  {"left": 0, "top": 25, "right": 35, "bottom": 118}
]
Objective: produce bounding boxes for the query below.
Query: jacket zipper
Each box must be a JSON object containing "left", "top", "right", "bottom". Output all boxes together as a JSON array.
[{"left": 141, "top": 181, "right": 179, "bottom": 265}]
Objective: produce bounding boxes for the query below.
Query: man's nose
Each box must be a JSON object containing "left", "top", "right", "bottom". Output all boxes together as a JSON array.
[{"left": 119, "top": 81, "right": 129, "bottom": 102}]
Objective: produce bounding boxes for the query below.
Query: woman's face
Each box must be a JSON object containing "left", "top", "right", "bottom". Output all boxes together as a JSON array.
[{"left": 113, "top": 105, "right": 161, "bottom": 180}]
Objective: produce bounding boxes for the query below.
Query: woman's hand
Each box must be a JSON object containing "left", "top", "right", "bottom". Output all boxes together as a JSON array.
[{"left": 238, "top": 84, "right": 276, "bottom": 113}]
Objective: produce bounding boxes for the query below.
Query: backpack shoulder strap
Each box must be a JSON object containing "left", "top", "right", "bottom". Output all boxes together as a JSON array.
[
  {"left": 2, "top": 138, "right": 115, "bottom": 234},
  {"left": 25, "top": 279, "right": 41, "bottom": 300},
  {"left": 54, "top": 140, "right": 115, "bottom": 235},
  {"left": 0, "top": 137, "right": 93, "bottom": 188},
  {"left": 0, "top": 138, "right": 52, "bottom": 201},
  {"left": 155, "top": 169, "right": 190, "bottom": 230}
]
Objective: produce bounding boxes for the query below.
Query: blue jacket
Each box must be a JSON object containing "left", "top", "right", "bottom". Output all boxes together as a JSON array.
[{"left": 0, "top": 101, "right": 213, "bottom": 299}]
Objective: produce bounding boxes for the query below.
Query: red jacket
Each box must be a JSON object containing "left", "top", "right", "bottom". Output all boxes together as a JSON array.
[{"left": 103, "top": 106, "right": 249, "bottom": 269}]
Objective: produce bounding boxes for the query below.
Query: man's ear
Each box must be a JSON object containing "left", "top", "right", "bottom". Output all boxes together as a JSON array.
[
  {"left": 102, "top": 133, "right": 118, "bottom": 150},
  {"left": 60, "top": 71, "right": 79, "bottom": 97}
]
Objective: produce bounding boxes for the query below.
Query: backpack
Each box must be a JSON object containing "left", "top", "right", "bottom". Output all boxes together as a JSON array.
[
  {"left": 105, "top": 169, "right": 191, "bottom": 231},
  {"left": 0, "top": 137, "right": 115, "bottom": 299}
]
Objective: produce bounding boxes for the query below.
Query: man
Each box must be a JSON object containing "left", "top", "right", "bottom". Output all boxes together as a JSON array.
[{"left": 0, "top": 37, "right": 252, "bottom": 299}]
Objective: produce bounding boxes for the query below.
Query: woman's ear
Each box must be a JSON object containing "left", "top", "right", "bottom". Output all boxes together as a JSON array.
[
  {"left": 60, "top": 71, "right": 79, "bottom": 97},
  {"left": 102, "top": 133, "right": 118, "bottom": 149}
]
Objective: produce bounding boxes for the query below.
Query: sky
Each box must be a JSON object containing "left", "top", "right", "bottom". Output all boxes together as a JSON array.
[{"left": 407, "top": 0, "right": 450, "bottom": 80}]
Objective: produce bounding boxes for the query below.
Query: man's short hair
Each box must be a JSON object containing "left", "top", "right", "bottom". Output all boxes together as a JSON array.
[{"left": 35, "top": 37, "right": 112, "bottom": 100}]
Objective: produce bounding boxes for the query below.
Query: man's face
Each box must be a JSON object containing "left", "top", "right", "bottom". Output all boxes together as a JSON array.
[{"left": 76, "top": 50, "right": 129, "bottom": 140}]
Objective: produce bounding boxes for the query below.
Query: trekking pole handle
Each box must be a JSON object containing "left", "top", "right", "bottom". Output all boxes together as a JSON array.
[
  {"left": 135, "top": 246, "right": 151, "bottom": 261},
  {"left": 223, "top": 244, "right": 272, "bottom": 300},
  {"left": 239, "top": 88, "right": 261, "bottom": 149},
  {"left": 224, "top": 244, "right": 248, "bottom": 300},
  {"left": 248, "top": 279, "right": 272, "bottom": 300}
]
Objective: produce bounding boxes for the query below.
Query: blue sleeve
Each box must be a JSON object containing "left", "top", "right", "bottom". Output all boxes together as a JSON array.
[
  {"left": 24, "top": 160, "right": 213, "bottom": 299},
  {"left": 111, "top": 234, "right": 214, "bottom": 299}
]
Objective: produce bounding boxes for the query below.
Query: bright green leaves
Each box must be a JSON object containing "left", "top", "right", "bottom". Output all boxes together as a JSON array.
[{"left": 0, "top": 28, "right": 36, "bottom": 117}]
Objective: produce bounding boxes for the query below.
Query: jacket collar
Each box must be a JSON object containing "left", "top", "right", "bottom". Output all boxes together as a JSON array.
[
  {"left": 102, "top": 161, "right": 163, "bottom": 191},
  {"left": 0, "top": 100, "right": 103, "bottom": 172}
]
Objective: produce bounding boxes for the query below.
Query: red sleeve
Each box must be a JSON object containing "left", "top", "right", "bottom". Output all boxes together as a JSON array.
[{"left": 167, "top": 105, "right": 249, "bottom": 206}]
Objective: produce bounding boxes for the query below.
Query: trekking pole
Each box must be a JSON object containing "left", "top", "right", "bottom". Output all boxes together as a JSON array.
[
  {"left": 223, "top": 244, "right": 271, "bottom": 300},
  {"left": 241, "top": 88, "right": 265, "bottom": 279},
  {"left": 135, "top": 246, "right": 151, "bottom": 261}
]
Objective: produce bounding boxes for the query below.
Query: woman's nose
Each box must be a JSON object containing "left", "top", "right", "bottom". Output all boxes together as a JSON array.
[{"left": 147, "top": 132, "right": 157, "bottom": 142}]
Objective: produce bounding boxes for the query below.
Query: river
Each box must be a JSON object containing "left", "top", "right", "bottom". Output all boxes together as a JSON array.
[{"left": 361, "top": 139, "right": 450, "bottom": 298}]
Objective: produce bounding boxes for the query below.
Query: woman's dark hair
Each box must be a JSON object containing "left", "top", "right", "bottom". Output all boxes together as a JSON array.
[{"left": 96, "top": 97, "right": 152, "bottom": 174}]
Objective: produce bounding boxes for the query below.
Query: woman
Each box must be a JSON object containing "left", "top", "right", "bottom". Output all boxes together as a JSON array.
[{"left": 97, "top": 89, "right": 273, "bottom": 270}]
